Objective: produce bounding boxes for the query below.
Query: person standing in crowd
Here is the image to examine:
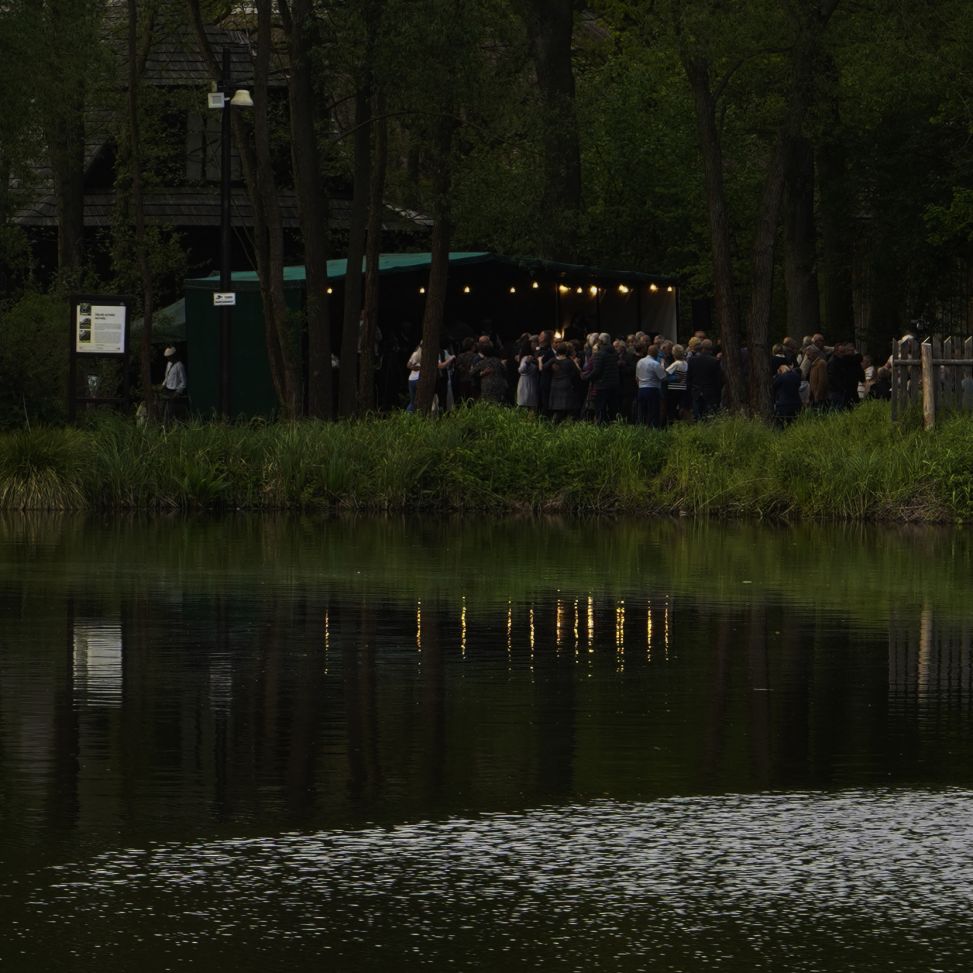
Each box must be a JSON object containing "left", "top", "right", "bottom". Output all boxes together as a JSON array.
[
  {"left": 635, "top": 342, "right": 667, "bottom": 427},
  {"left": 665, "top": 344, "right": 689, "bottom": 422},
  {"left": 405, "top": 341, "right": 422, "bottom": 411},
  {"left": 589, "top": 332, "right": 620, "bottom": 423},
  {"left": 615, "top": 338, "right": 637, "bottom": 423},
  {"left": 806, "top": 345, "right": 829, "bottom": 409},
  {"left": 868, "top": 366, "right": 892, "bottom": 400},
  {"left": 516, "top": 336, "right": 539, "bottom": 410},
  {"left": 827, "top": 341, "right": 865, "bottom": 409},
  {"left": 536, "top": 330, "right": 556, "bottom": 414},
  {"left": 686, "top": 338, "right": 722, "bottom": 419},
  {"left": 858, "top": 354, "right": 875, "bottom": 400},
  {"left": 470, "top": 341, "right": 508, "bottom": 403},
  {"left": 772, "top": 362, "right": 802, "bottom": 426},
  {"left": 452, "top": 337, "right": 478, "bottom": 404},
  {"left": 547, "top": 341, "right": 582, "bottom": 422},
  {"left": 435, "top": 343, "right": 456, "bottom": 412}
]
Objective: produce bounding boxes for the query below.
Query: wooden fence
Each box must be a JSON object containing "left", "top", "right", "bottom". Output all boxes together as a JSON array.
[{"left": 890, "top": 335, "right": 973, "bottom": 427}]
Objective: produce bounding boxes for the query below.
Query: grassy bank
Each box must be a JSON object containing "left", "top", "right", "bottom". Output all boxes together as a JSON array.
[{"left": 0, "top": 401, "right": 970, "bottom": 519}]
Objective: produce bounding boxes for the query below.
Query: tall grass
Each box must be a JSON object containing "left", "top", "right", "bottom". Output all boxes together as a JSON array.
[
  {"left": 0, "top": 427, "right": 90, "bottom": 509},
  {"left": 0, "top": 402, "right": 969, "bottom": 519}
]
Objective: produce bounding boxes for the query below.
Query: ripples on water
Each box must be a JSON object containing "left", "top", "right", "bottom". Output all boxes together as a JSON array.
[
  {"left": 10, "top": 790, "right": 971, "bottom": 971},
  {"left": 3, "top": 518, "right": 973, "bottom": 971}
]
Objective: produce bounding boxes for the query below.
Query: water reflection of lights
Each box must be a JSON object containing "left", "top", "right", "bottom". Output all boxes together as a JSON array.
[
  {"left": 616, "top": 599, "right": 625, "bottom": 672},
  {"left": 664, "top": 596, "right": 671, "bottom": 660},
  {"left": 506, "top": 600, "right": 513, "bottom": 663},
  {"left": 395, "top": 593, "right": 677, "bottom": 668},
  {"left": 323, "top": 608, "right": 331, "bottom": 674},
  {"left": 72, "top": 622, "right": 123, "bottom": 707},
  {"left": 646, "top": 600, "right": 653, "bottom": 663},
  {"left": 573, "top": 599, "right": 580, "bottom": 661},
  {"left": 461, "top": 595, "right": 467, "bottom": 659},
  {"left": 529, "top": 606, "right": 536, "bottom": 671},
  {"left": 587, "top": 595, "right": 595, "bottom": 657}
]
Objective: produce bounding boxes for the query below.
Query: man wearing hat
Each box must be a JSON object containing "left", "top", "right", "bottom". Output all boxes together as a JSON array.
[{"left": 161, "top": 345, "right": 187, "bottom": 398}]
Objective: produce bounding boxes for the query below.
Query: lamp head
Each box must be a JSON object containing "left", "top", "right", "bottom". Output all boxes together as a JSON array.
[{"left": 230, "top": 89, "right": 254, "bottom": 108}]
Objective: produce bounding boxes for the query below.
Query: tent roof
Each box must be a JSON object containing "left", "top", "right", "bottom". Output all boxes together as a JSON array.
[
  {"left": 185, "top": 252, "right": 677, "bottom": 288},
  {"left": 131, "top": 298, "right": 186, "bottom": 343}
]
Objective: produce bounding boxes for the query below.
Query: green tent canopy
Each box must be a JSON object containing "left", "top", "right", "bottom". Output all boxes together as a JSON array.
[{"left": 188, "top": 251, "right": 676, "bottom": 288}]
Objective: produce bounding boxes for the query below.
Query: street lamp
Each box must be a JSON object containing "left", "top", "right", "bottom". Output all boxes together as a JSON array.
[{"left": 209, "top": 47, "right": 252, "bottom": 418}]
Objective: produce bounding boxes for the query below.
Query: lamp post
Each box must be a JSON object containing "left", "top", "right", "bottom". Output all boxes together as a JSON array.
[{"left": 211, "top": 47, "right": 253, "bottom": 418}]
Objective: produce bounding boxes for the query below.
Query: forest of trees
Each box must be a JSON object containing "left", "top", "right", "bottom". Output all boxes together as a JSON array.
[{"left": 1, "top": 0, "right": 972, "bottom": 420}]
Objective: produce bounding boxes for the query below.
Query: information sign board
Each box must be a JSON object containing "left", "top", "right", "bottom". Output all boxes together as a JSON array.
[{"left": 75, "top": 301, "right": 127, "bottom": 355}]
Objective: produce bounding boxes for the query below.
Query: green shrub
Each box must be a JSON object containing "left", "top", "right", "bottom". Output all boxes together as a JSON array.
[
  {"left": 0, "top": 427, "right": 89, "bottom": 509},
  {"left": 0, "top": 293, "right": 70, "bottom": 426}
]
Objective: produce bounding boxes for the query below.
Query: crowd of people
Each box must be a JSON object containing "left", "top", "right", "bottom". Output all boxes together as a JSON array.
[{"left": 405, "top": 329, "right": 892, "bottom": 425}]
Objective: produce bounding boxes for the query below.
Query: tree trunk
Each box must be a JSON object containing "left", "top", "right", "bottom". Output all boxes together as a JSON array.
[
  {"left": 282, "top": 0, "right": 333, "bottom": 419},
  {"left": 415, "top": 120, "right": 455, "bottom": 415},
  {"left": 254, "top": 0, "right": 301, "bottom": 417},
  {"left": 358, "top": 91, "right": 388, "bottom": 414},
  {"left": 685, "top": 57, "right": 746, "bottom": 412},
  {"left": 519, "top": 0, "right": 581, "bottom": 260},
  {"left": 126, "top": 0, "right": 154, "bottom": 416},
  {"left": 415, "top": 211, "right": 451, "bottom": 415},
  {"left": 747, "top": 135, "right": 788, "bottom": 417},
  {"left": 339, "top": 87, "right": 371, "bottom": 418},
  {"left": 817, "top": 135, "right": 854, "bottom": 338},
  {"left": 783, "top": 135, "right": 820, "bottom": 341},
  {"left": 44, "top": 0, "right": 88, "bottom": 283}
]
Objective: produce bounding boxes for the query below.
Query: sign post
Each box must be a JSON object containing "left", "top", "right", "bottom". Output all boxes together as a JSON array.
[{"left": 68, "top": 295, "right": 131, "bottom": 421}]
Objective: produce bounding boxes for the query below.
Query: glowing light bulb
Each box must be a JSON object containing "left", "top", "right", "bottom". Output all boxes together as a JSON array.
[
  {"left": 531, "top": 281, "right": 539, "bottom": 289},
  {"left": 463, "top": 285, "right": 471, "bottom": 294},
  {"left": 509, "top": 286, "right": 516, "bottom": 294},
  {"left": 419, "top": 286, "right": 426, "bottom": 295},
  {"left": 576, "top": 286, "right": 583, "bottom": 294},
  {"left": 649, "top": 283, "right": 659, "bottom": 292},
  {"left": 618, "top": 284, "right": 630, "bottom": 295},
  {"left": 589, "top": 285, "right": 598, "bottom": 297}
]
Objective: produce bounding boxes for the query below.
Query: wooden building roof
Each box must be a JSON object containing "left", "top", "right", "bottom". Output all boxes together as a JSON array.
[{"left": 16, "top": 186, "right": 429, "bottom": 233}]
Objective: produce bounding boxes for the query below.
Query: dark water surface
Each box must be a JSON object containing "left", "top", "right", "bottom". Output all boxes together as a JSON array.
[{"left": 1, "top": 516, "right": 972, "bottom": 971}]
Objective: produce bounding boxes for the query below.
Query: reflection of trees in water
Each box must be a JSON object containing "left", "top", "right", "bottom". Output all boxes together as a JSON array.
[
  {"left": 889, "top": 604, "right": 973, "bottom": 708},
  {"left": 6, "top": 574, "right": 973, "bottom": 847}
]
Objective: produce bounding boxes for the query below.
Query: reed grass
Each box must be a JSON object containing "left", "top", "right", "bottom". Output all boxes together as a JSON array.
[{"left": 0, "top": 402, "right": 969, "bottom": 519}]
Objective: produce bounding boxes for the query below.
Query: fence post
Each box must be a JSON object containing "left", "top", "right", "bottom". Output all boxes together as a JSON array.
[{"left": 921, "top": 341, "right": 936, "bottom": 430}]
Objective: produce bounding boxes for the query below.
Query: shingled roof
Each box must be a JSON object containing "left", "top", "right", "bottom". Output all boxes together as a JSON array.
[
  {"left": 14, "top": 9, "right": 429, "bottom": 237},
  {"left": 17, "top": 186, "right": 428, "bottom": 233}
]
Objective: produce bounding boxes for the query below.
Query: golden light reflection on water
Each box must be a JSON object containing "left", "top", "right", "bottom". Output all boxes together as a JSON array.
[
  {"left": 506, "top": 600, "right": 513, "bottom": 664},
  {"left": 646, "top": 600, "right": 653, "bottom": 664},
  {"left": 616, "top": 599, "right": 625, "bottom": 673},
  {"left": 323, "top": 609, "right": 330, "bottom": 674},
  {"left": 587, "top": 595, "right": 595, "bottom": 656},
  {"left": 664, "top": 596, "right": 671, "bottom": 660},
  {"left": 461, "top": 595, "right": 467, "bottom": 659},
  {"left": 529, "top": 606, "right": 536, "bottom": 672},
  {"left": 344, "top": 593, "right": 678, "bottom": 668},
  {"left": 573, "top": 599, "right": 580, "bottom": 662}
]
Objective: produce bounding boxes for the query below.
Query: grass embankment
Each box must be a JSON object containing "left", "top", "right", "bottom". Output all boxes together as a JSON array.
[{"left": 0, "top": 401, "right": 970, "bottom": 519}]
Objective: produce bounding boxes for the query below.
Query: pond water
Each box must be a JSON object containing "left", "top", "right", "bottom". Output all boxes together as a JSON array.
[{"left": 1, "top": 516, "right": 972, "bottom": 971}]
